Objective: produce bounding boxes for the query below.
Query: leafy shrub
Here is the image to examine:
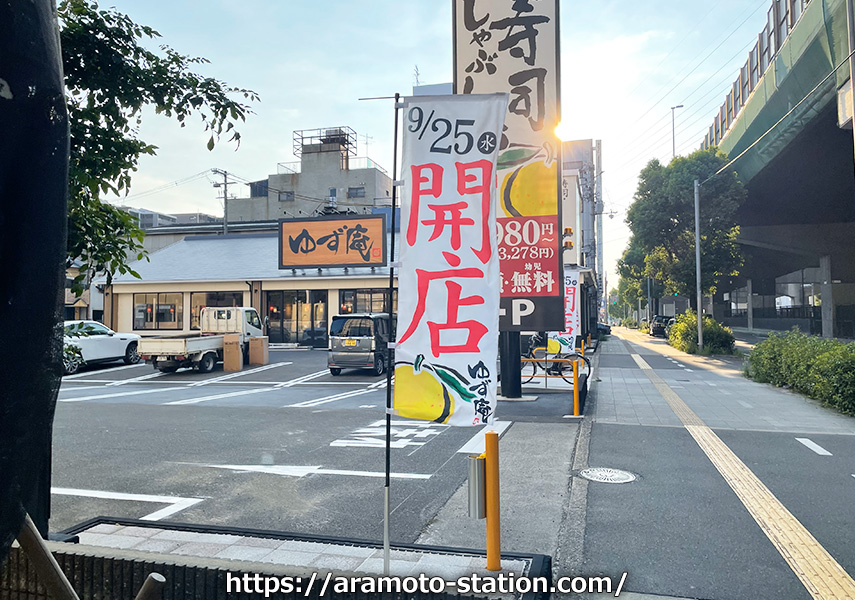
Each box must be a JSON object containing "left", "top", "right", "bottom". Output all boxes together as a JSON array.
[
  {"left": 668, "top": 310, "right": 735, "bottom": 355},
  {"left": 809, "top": 344, "right": 855, "bottom": 414},
  {"left": 623, "top": 318, "right": 638, "bottom": 329},
  {"left": 746, "top": 329, "right": 855, "bottom": 414}
]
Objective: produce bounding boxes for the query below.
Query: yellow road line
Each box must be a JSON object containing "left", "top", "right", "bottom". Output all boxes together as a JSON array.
[{"left": 631, "top": 353, "right": 855, "bottom": 599}]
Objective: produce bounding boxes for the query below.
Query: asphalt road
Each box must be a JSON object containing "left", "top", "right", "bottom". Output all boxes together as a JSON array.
[
  {"left": 581, "top": 329, "right": 855, "bottom": 600},
  {"left": 52, "top": 349, "right": 482, "bottom": 543}
]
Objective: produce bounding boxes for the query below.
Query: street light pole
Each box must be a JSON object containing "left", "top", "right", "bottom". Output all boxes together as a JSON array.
[
  {"left": 694, "top": 179, "right": 704, "bottom": 351},
  {"left": 671, "top": 105, "right": 684, "bottom": 159}
]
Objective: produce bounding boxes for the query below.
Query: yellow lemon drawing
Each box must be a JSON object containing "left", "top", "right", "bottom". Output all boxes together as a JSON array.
[
  {"left": 501, "top": 160, "right": 558, "bottom": 218},
  {"left": 393, "top": 365, "right": 453, "bottom": 424}
]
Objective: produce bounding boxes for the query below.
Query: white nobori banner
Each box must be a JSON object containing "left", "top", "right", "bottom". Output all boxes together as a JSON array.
[{"left": 393, "top": 93, "right": 508, "bottom": 426}]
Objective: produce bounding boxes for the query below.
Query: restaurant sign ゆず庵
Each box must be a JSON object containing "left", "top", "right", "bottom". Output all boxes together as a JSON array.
[{"left": 278, "top": 214, "right": 387, "bottom": 269}]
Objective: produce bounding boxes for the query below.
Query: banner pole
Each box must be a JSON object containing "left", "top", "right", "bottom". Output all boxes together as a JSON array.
[{"left": 383, "top": 92, "right": 401, "bottom": 576}]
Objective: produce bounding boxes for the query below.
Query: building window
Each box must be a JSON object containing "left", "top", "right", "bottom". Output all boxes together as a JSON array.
[
  {"left": 250, "top": 180, "right": 268, "bottom": 197},
  {"left": 279, "top": 190, "right": 294, "bottom": 202},
  {"left": 190, "top": 291, "right": 243, "bottom": 329},
  {"left": 347, "top": 186, "right": 366, "bottom": 199},
  {"left": 339, "top": 289, "right": 397, "bottom": 315},
  {"left": 133, "top": 293, "right": 183, "bottom": 330}
]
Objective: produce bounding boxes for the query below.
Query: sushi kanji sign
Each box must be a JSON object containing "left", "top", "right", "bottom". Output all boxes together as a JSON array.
[{"left": 394, "top": 93, "right": 507, "bottom": 426}]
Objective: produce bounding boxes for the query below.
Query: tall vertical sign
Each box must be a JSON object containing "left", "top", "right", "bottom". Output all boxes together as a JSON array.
[
  {"left": 394, "top": 93, "right": 508, "bottom": 426},
  {"left": 453, "top": 0, "right": 563, "bottom": 330}
]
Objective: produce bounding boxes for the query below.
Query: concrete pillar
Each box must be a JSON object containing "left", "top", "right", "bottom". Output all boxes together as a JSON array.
[
  {"left": 747, "top": 279, "right": 754, "bottom": 332},
  {"left": 820, "top": 255, "right": 834, "bottom": 338}
]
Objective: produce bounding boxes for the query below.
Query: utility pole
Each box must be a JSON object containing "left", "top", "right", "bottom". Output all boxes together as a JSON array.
[
  {"left": 595, "top": 140, "right": 604, "bottom": 317},
  {"left": 212, "top": 169, "right": 229, "bottom": 235},
  {"left": 671, "top": 105, "right": 684, "bottom": 159},
  {"left": 647, "top": 277, "right": 652, "bottom": 321},
  {"left": 694, "top": 179, "right": 704, "bottom": 351}
]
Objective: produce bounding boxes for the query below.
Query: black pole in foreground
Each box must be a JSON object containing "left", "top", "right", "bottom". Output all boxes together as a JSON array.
[
  {"left": 0, "top": 0, "right": 69, "bottom": 551},
  {"left": 383, "top": 92, "right": 401, "bottom": 575}
]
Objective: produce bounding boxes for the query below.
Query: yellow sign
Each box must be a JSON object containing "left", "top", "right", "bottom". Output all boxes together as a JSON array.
[{"left": 278, "top": 215, "right": 387, "bottom": 269}]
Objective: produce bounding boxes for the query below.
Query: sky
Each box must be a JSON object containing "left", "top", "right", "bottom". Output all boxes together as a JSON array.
[{"left": 99, "top": 0, "right": 774, "bottom": 294}]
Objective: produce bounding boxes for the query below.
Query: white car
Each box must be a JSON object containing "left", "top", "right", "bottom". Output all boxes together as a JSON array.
[{"left": 63, "top": 320, "right": 141, "bottom": 375}]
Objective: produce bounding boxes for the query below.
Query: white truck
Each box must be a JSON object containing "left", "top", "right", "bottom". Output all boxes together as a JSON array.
[{"left": 138, "top": 307, "right": 264, "bottom": 373}]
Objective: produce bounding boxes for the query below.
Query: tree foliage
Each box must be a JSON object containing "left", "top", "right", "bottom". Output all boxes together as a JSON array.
[
  {"left": 618, "top": 148, "right": 746, "bottom": 308},
  {"left": 58, "top": 0, "right": 259, "bottom": 293}
]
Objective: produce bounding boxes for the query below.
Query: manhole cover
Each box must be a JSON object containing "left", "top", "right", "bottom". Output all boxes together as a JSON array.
[{"left": 578, "top": 467, "right": 636, "bottom": 484}]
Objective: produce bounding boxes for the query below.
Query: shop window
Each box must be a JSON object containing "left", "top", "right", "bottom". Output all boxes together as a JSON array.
[
  {"left": 347, "top": 186, "right": 366, "bottom": 199},
  {"left": 134, "top": 293, "right": 183, "bottom": 330},
  {"left": 339, "top": 289, "right": 398, "bottom": 315},
  {"left": 279, "top": 191, "right": 294, "bottom": 202},
  {"left": 190, "top": 291, "right": 243, "bottom": 329}
]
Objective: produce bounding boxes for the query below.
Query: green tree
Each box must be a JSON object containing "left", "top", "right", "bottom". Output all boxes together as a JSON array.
[
  {"left": 58, "top": 0, "right": 259, "bottom": 293},
  {"left": 621, "top": 148, "right": 746, "bottom": 309}
]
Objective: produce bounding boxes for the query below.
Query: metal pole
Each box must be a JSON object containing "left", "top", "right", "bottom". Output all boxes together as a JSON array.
[
  {"left": 222, "top": 171, "right": 229, "bottom": 235},
  {"left": 383, "top": 92, "right": 401, "bottom": 576},
  {"left": 485, "top": 431, "right": 501, "bottom": 571},
  {"left": 694, "top": 179, "right": 704, "bottom": 351},
  {"left": 647, "top": 277, "right": 652, "bottom": 322},
  {"left": 846, "top": 0, "right": 855, "bottom": 168},
  {"left": 573, "top": 359, "right": 579, "bottom": 416}
]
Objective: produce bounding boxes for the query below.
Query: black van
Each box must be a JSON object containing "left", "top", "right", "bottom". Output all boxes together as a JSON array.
[{"left": 327, "top": 313, "right": 394, "bottom": 376}]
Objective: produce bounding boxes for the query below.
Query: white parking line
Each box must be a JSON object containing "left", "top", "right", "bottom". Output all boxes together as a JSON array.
[
  {"left": 286, "top": 388, "right": 376, "bottom": 408},
  {"left": 105, "top": 371, "right": 165, "bottom": 386},
  {"left": 59, "top": 387, "right": 186, "bottom": 403},
  {"left": 737, "top": 400, "right": 753, "bottom": 408},
  {"left": 164, "top": 387, "right": 273, "bottom": 406},
  {"left": 51, "top": 487, "right": 203, "bottom": 521},
  {"left": 189, "top": 362, "right": 292, "bottom": 386},
  {"left": 62, "top": 363, "right": 146, "bottom": 380},
  {"left": 795, "top": 438, "right": 832, "bottom": 456},
  {"left": 189, "top": 463, "right": 430, "bottom": 480},
  {"left": 274, "top": 370, "right": 329, "bottom": 388},
  {"left": 684, "top": 368, "right": 694, "bottom": 372}
]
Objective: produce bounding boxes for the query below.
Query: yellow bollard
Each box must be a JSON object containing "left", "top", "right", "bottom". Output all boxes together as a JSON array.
[
  {"left": 485, "top": 431, "right": 501, "bottom": 571},
  {"left": 573, "top": 359, "right": 579, "bottom": 416},
  {"left": 581, "top": 340, "right": 585, "bottom": 356}
]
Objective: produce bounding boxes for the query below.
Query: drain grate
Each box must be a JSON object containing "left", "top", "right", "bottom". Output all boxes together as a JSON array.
[{"left": 578, "top": 467, "right": 636, "bottom": 484}]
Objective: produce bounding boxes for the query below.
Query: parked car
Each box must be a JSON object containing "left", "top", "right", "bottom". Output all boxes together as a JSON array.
[
  {"left": 649, "top": 315, "right": 669, "bottom": 337},
  {"left": 597, "top": 322, "right": 611, "bottom": 335},
  {"left": 63, "top": 320, "right": 141, "bottom": 375},
  {"left": 665, "top": 317, "right": 676, "bottom": 337},
  {"left": 328, "top": 313, "right": 395, "bottom": 376}
]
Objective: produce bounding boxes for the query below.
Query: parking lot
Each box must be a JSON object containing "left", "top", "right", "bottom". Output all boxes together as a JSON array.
[{"left": 52, "top": 348, "right": 533, "bottom": 542}]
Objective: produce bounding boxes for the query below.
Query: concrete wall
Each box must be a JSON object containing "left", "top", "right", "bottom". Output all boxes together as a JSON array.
[{"left": 228, "top": 150, "right": 392, "bottom": 222}]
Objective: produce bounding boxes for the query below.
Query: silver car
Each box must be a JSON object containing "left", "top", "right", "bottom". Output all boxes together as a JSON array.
[
  {"left": 63, "top": 320, "right": 141, "bottom": 375},
  {"left": 327, "top": 313, "right": 394, "bottom": 376}
]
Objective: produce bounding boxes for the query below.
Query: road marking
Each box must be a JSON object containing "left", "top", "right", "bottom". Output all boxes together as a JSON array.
[
  {"left": 59, "top": 385, "right": 106, "bottom": 393},
  {"left": 457, "top": 421, "right": 513, "bottom": 454},
  {"left": 285, "top": 388, "right": 376, "bottom": 408},
  {"left": 331, "top": 420, "right": 446, "bottom": 448},
  {"left": 737, "top": 400, "right": 753, "bottom": 409},
  {"left": 631, "top": 353, "right": 855, "bottom": 599},
  {"left": 720, "top": 391, "right": 732, "bottom": 396},
  {"left": 105, "top": 371, "right": 165, "bottom": 386},
  {"left": 707, "top": 382, "right": 717, "bottom": 387},
  {"left": 274, "top": 370, "right": 328, "bottom": 388},
  {"left": 684, "top": 368, "right": 694, "bottom": 372},
  {"left": 188, "top": 463, "right": 431, "bottom": 480},
  {"left": 795, "top": 438, "right": 832, "bottom": 456},
  {"left": 51, "top": 487, "right": 203, "bottom": 521},
  {"left": 189, "top": 362, "right": 292, "bottom": 386},
  {"left": 59, "top": 387, "right": 186, "bottom": 403},
  {"left": 164, "top": 387, "right": 273, "bottom": 406},
  {"left": 61, "top": 363, "right": 147, "bottom": 380}
]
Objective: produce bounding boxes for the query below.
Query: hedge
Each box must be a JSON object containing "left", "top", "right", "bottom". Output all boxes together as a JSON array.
[
  {"left": 745, "top": 329, "right": 855, "bottom": 414},
  {"left": 668, "top": 310, "right": 735, "bottom": 355}
]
